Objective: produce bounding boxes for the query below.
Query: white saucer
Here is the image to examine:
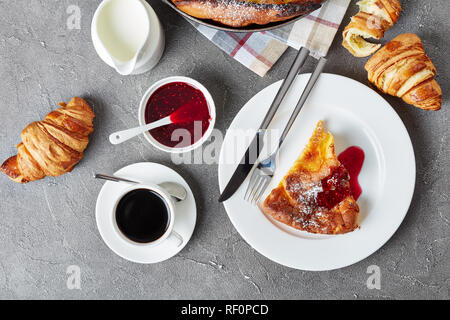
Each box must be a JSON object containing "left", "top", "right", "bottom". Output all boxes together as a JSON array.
[
  {"left": 95, "top": 162, "right": 197, "bottom": 263},
  {"left": 218, "top": 73, "right": 416, "bottom": 271}
]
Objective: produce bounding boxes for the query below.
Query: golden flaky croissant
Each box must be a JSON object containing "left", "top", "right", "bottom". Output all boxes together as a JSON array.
[
  {"left": 342, "top": 0, "right": 402, "bottom": 57},
  {"left": 365, "top": 33, "right": 442, "bottom": 111},
  {"left": 1, "top": 97, "right": 95, "bottom": 183}
]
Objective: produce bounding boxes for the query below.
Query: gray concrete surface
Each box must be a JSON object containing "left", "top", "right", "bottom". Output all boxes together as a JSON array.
[{"left": 0, "top": 0, "right": 449, "bottom": 299}]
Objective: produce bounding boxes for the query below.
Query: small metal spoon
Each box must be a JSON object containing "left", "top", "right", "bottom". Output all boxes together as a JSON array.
[{"left": 94, "top": 173, "right": 187, "bottom": 202}]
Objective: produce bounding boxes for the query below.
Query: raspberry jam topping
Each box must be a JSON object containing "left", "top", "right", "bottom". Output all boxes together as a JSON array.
[
  {"left": 286, "top": 165, "right": 352, "bottom": 213},
  {"left": 288, "top": 146, "right": 365, "bottom": 213},
  {"left": 338, "top": 146, "right": 365, "bottom": 200},
  {"left": 316, "top": 165, "right": 352, "bottom": 210}
]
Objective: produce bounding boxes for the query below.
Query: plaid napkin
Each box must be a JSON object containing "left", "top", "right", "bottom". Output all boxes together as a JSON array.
[{"left": 192, "top": 0, "right": 350, "bottom": 76}]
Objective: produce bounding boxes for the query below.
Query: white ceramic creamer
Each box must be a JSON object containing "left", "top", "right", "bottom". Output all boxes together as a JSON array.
[{"left": 91, "top": 0, "right": 165, "bottom": 75}]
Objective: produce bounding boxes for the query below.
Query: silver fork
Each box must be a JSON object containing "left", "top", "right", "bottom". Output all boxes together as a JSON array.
[{"left": 244, "top": 56, "right": 328, "bottom": 204}]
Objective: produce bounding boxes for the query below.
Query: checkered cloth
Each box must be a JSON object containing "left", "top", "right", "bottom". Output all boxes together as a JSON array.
[{"left": 191, "top": 0, "right": 350, "bottom": 76}]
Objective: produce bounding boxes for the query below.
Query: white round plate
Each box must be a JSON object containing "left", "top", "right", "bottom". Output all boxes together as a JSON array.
[
  {"left": 218, "top": 73, "right": 416, "bottom": 271},
  {"left": 96, "top": 162, "right": 196, "bottom": 263}
]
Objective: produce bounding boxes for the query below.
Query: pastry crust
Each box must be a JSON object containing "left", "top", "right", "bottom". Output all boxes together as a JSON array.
[
  {"left": 357, "top": 0, "right": 401, "bottom": 25},
  {"left": 365, "top": 33, "right": 442, "bottom": 111},
  {"left": 171, "top": 0, "right": 324, "bottom": 27},
  {"left": 342, "top": 0, "right": 401, "bottom": 57},
  {"left": 0, "top": 97, "right": 95, "bottom": 183},
  {"left": 261, "top": 121, "right": 359, "bottom": 234},
  {"left": 342, "top": 12, "right": 389, "bottom": 57}
]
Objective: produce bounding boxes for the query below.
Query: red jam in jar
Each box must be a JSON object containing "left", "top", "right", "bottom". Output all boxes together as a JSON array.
[{"left": 144, "top": 82, "right": 211, "bottom": 148}]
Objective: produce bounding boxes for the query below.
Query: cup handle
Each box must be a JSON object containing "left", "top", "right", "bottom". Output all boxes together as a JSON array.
[{"left": 166, "top": 230, "right": 183, "bottom": 247}]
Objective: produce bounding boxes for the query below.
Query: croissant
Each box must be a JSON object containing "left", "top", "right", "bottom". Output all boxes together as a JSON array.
[
  {"left": 365, "top": 33, "right": 442, "bottom": 111},
  {"left": 1, "top": 97, "right": 95, "bottom": 183},
  {"left": 342, "top": 0, "right": 402, "bottom": 57}
]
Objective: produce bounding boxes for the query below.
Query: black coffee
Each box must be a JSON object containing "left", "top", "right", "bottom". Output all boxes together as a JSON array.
[{"left": 115, "top": 189, "right": 170, "bottom": 243}]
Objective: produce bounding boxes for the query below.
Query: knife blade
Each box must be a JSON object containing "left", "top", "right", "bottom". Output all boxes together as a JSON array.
[{"left": 218, "top": 47, "right": 310, "bottom": 202}]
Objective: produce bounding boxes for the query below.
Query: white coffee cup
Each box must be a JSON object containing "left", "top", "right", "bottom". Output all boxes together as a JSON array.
[{"left": 112, "top": 182, "right": 183, "bottom": 248}]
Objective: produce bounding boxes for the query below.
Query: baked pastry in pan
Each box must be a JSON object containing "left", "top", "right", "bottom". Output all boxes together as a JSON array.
[
  {"left": 171, "top": 0, "right": 325, "bottom": 28},
  {"left": 262, "top": 121, "right": 359, "bottom": 234}
]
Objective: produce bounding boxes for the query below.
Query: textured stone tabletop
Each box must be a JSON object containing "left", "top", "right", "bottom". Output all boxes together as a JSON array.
[{"left": 0, "top": 0, "right": 449, "bottom": 299}]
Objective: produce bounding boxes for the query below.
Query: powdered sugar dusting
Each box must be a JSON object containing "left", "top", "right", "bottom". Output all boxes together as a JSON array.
[
  {"left": 297, "top": 183, "right": 322, "bottom": 215},
  {"left": 281, "top": 165, "right": 352, "bottom": 232}
]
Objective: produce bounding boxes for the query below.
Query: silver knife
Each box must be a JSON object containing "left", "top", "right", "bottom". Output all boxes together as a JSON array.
[{"left": 218, "top": 47, "right": 310, "bottom": 202}]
